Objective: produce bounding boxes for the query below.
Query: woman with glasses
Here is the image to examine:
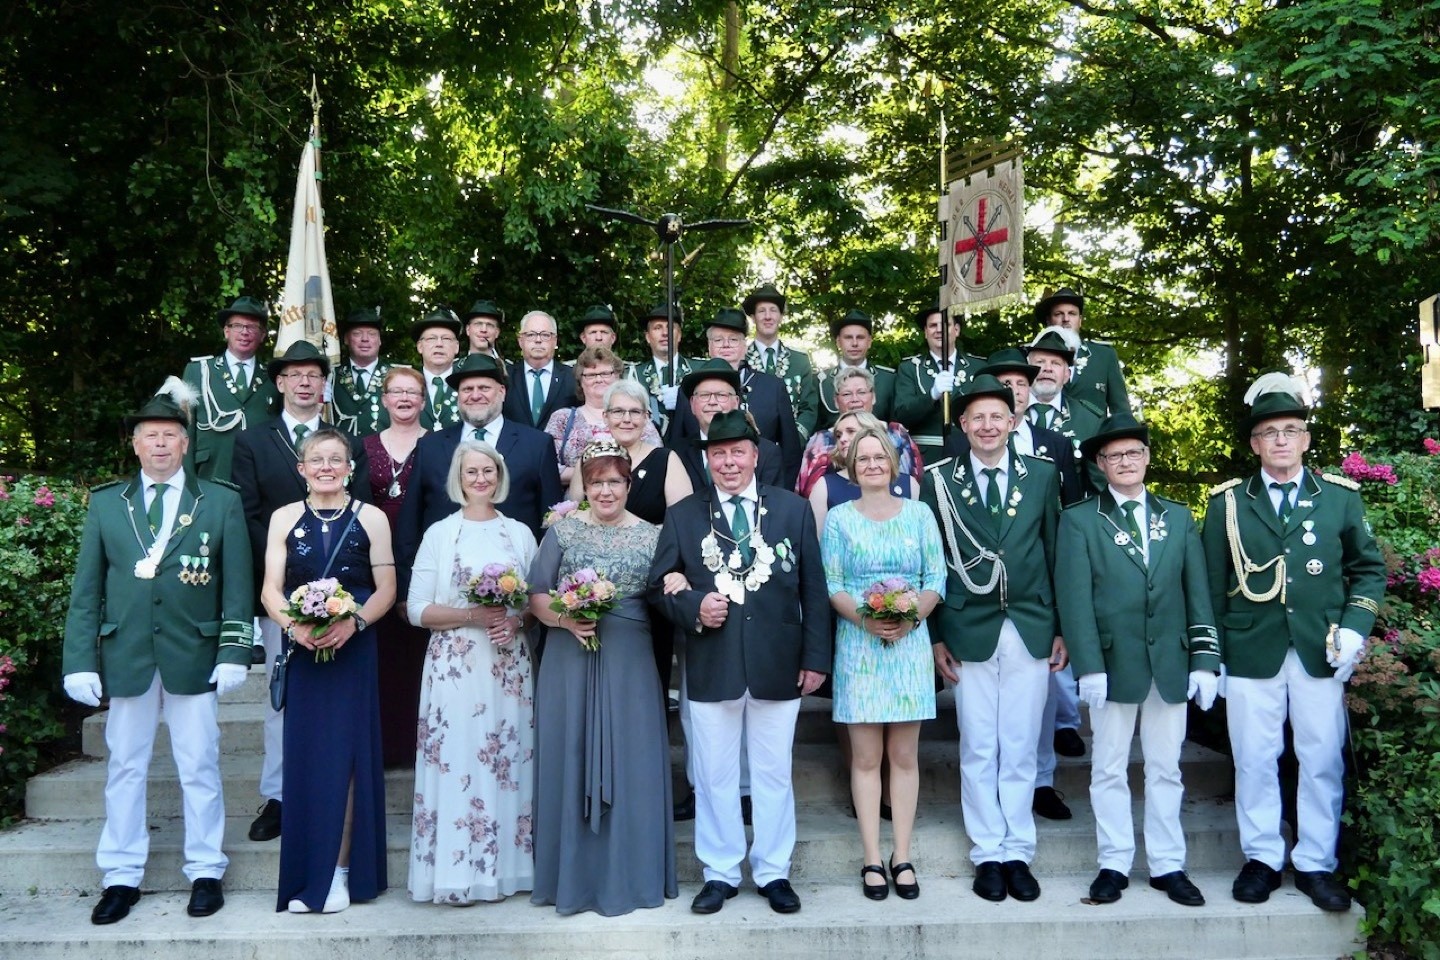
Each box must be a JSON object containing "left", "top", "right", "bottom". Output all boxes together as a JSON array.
[
  {"left": 544, "top": 346, "right": 660, "bottom": 485},
  {"left": 797, "top": 368, "right": 922, "bottom": 498},
  {"left": 261, "top": 429, "right": 397, "bottom": 913},
  {"left": 362, "top": 367, "right": 432, "bottom": 766}
]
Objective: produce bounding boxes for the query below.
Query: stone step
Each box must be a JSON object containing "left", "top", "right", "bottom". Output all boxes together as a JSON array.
[
  {"left": 31, "top": 739, "right": 1231, "bottom": 822},
  {"left": 0, "top": 797, "right": 1245, "bottom": 896},
  {"left": 0, "top": 873, "right": 1362, "bottom": 960}
]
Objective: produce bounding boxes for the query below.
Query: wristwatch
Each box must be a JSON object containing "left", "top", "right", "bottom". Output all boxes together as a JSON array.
[{"left": 352, "top": 613, "right": 368, "bottom": 633}]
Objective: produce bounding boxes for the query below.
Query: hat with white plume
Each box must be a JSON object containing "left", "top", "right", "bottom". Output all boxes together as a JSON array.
[
  {"left": 123, "top": 376, "right": 199, "bottom": 431},
  {"left": 1242, "top": 371, "right": 1310, "bottom": 435}
]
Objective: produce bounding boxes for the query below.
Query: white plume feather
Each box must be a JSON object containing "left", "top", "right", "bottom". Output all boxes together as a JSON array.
[
  {"left": 1244, "top": 371, "right": 1309, "bottom": 406},
  {"left": 154, "top": 375, "right": 200, "bottom": 423},
  {"left": 1031, "top": 325, "right": 1081, "bottom": 351}
]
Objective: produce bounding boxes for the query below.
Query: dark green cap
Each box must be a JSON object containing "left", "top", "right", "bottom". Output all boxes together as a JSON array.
[
  {"left": 445, "top": 353, "right": 507, "bottom": 392},
  {"left": 1081, "top": 411, "right": 1150, "bottom": 462},
  {"left": 742, "top": 284, "right": 785, "bottom": 315},
  {"left": 680, "top": 357, "right": 742, "bottom": 398},
  {"left": 979, "top": 347, "right": 1039, "bottom": 383},
  {"left": 1033, "top": 287, "right": 1084, "bottom": 325},
  {"left": 462, "top": 299, "right": 504, "bottom": 323},
  {"left": 957, "top": 373, "right": 1015, "bottom": 414},
  {"left": 576, "top": 304, "right": 617, "bottom": 332},
  {"left": 707, "top": 307, "right": 748, "bottom": 335},
  {"left": 339, "top": 307, "right": 382, "bottom": 333},
  {"left": 411, "top": 307, "right": 463, "bottom": 342},
  {"left": 266, "top": 340, "right": 331, "bottom": 381},
  {"left": 829, "top": 308, "right": 872, "bottom": 339},
  {"left": 1024, "top": 329, "right": 1076, "bottom": 364},
  {"left": 218, "top": 296, "right": 267, "bottom": 327},
  {"left": 701, "top": 409, "right": 760, "bottom": 447}
]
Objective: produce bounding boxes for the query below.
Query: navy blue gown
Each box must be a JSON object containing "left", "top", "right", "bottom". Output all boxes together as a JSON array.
[{"left": 276, "top": 504, "right": 388, "bottom": 911}]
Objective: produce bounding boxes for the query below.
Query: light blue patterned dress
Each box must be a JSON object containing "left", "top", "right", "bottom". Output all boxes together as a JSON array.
[{"left": 821, "top": 498, "right": 945, "bottom": 723}]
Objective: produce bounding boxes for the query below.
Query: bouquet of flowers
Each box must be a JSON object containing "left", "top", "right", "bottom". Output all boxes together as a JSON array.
[
  {"left": 465, "top": 562, "right": 529, "bottom": 610},
  {"left": 859, "top": 577, "right": 920, "bottom": 644},
  {"left": 548, "top": 567, "right": 618, "bottom": 652},
  {"left": 542, "top": 499, "right": 589, "bottom": 528},
  {"left": 284, "top": 577, "right": 360, "bottom": 662}
]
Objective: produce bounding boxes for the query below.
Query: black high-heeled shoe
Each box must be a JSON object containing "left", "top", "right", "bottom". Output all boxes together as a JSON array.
[
  {"left": 889, "top": 857, "right": 920, "bottom": 899},
  {"left": 861, "top": 864, "right": 889, "bottom": 900}
]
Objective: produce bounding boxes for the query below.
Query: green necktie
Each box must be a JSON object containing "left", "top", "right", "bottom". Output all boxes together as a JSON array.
[
  {"left": 1031, "top": 405, "right": 1052, "bottom": 430},
  {"left": 765, "top": 347, "right": 776, "bottom": 375},
  {"left": 981, "top": 467, "right": 1002, "bottom": 533},
  {"left": 147, "top": 481, "right": 167, "bottom": 536},
  {"left": 292, "top": 423, "right": 309, "bottom": 451},
  {"left": 354, "top": 367, "right": 367, "bottom": 393},
  {"left": 1272, "top": 481, "right": 1296, "bottom": 523},
  {"left": 729, "top": 495, "right": 753, "bottom": 565},
  {"left": 530, "top": 369, "right": 546, "bottom": 425},
  {"left": 472, "top": 426, "right": 485, "bottom": 442},
  {"left": 1121, "top": 499, "right": 1145, "bottom": 549},
  {"left": 233, "top": 362, "right": 249, "bottom": 392}
]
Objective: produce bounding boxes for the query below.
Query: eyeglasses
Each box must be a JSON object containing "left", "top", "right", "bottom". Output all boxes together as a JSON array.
[
  {"left": 707, "top": 336, "right": 744, "bottom": 347},
  {"left": 283, "top": 371, "right": 324, "bottom": 382},
  {"left": 837, "top": 389, "right": 873, "bottom": 401},
  {"left": 605, "top": 407, "right": 646, "bottom": 421},
  {"left": 467, "top": 318, "right": 500, "bottom": 331},
  {"left": 417, "top": 334, "right": 458, "bottom": 346},
  {"left": 519, "top": 331, "right": 556, "bottom": 341},
  {"left": 693, "top": 391, "right": 737, "bottom": 403},
  {"left": 304, "top": 456, "right": 348, "bottom": 468},
  {"left": 225, "top": 322, "right": 263, "bottom": 334},
  {"left": 581, "top": 370, "right": 619, "bottom": 381},
  {"left": 384, "top": 388, "right": 424, "bottom": 397},
  {"left": 1252, "top": 427, "right": 1307, "bottom": 442},
  {"left": 1097, "top": 448, "right": 1147, "bottom": 464}
]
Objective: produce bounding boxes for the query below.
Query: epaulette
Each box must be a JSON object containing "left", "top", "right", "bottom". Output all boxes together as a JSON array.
[
  {"left": 1320, "top": 472, "right": 1361, "bottom": 491},
  {"left": 873, "top": 363, "right": 894, "bottom": 373},
  {"left": 1061, "top": 496, "right": 1091, "bottom": 511},
  {"left": 1025, "top": 451, "right": 1055, "bottom": 463},
  {"left": 190, "top": 355, "right": 217, "bottom": 363},
  {"left": 90, "top": 479, "right": 123, "bottom": 492},
  {"left": 924, "top": 456, "right": 955, "bottom": 472},
  {"left": 208, "top": 478, "right": 242, "bottom": 493},
  {"left": 1209, "top": 478, "right": 1242, "bottom": 497}
]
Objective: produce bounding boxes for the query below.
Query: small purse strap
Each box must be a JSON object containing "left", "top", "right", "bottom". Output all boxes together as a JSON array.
[{"left": 319, "top": 501, "right": 362, "bottom": 580}]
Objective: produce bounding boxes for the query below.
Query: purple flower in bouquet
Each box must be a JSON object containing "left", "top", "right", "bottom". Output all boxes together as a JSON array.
[
  {"left": 283, "top": 577, "right": 361, "bottom": 662},
  {"left": 859, "top": 579, "right": 921, "bottom": 644},
  {"left": 548, "top": 567, "right": 619, "bottom": 652},
  {"left": 542, "top": 499, "right": 589, "bottom": 528},
  {"left": 465, "top": 563, "right": 529, "bottom": 609}
]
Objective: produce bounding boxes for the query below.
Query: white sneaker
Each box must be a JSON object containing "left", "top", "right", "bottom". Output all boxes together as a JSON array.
[
  {"left": 287, "top": 899, "right": 311, "bottom": 913},
  {"left": 322, "top": 868, "right": 350, "bottom": 913}
]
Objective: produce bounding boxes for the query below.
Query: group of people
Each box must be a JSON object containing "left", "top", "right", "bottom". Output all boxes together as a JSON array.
[{"left": 60, "top": 284, "right": 1383, "bottom": 925}]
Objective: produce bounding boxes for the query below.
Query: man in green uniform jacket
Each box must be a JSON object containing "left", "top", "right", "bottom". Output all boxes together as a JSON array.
[
  {"left": 1200, "top": 374, "right": 1385, "bottom": 913},
  {"left": 1058, "top": 412, "right": 1218, "bottom": 907},
  {"left": 328, "top": 307, "right": 393, "bottom": 437},
  {"left": 816, "top": 308, "right": 895, "bottom": 430},
  {"left": 1033, "top": 287, "right": 1130, "bottom": 417},
  {"left": 893, "top": 302, "right": 985, "bottom": 466},
  {"left": 743, "top": 284, "right": 821, "bottom": 440},
  {"left": 183, "top": 296, "right": 278, "bottom": 481}
]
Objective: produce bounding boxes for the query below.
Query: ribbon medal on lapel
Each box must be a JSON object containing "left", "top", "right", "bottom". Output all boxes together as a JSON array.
[
  {"left": 1301, "top": 520, "right": 1317, "bottom": 546},
  {"left": 1148, "top": 513, "right": 1168, "bottom": 542}
]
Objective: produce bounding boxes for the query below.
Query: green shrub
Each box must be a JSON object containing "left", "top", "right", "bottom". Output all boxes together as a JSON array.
[{"left": 0, "top": 474, "right": 88, "bottom": 823}]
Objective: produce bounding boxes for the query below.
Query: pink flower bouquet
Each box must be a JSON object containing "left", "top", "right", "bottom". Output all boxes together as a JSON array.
[
  {"left": 283, "top": 577, "right": 360, "bottom": 661},
  {"left": 465, "top": 562, "right": 529, "bottom": 610},
  {"left": 548, "top": 567, "right": 618, "bottom": 652},
  {"left": 859, "top": 577, "right": 921, "bottom": 644},
  {"left": 542, "top": 499, "right": 589, "bottom": 528}
]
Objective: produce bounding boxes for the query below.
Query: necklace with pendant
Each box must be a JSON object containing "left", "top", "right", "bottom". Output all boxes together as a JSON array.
[{"left": 307, "top": 497, "right": 350, "bottom": 533}]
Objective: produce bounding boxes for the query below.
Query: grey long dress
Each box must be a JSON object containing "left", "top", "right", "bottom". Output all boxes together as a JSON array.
[{"left": 528, "top": 515, "right": 678, "bottom": 915}]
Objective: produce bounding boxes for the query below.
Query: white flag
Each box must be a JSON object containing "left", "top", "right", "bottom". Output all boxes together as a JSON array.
[
  {"left": 938, "top": 157, "right": 1024, "bottom": 315},
  {"left": 275, "top": 127, "right": 337, "bottom": 365}
]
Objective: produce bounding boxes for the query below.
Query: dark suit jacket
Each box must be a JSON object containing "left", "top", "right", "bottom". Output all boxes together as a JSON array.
[
  {"left": 945, "top": 423, "right": 1088, "bottom": 506},
  {"left": 503, "top": 361, "right": 578, "bottom": 429},
  {"left": 665, "top": 365, "right": 803, "bottom": 489},
  {"left": 231, "top": 417, "right": 372, "bottom": 599},
  {"left": 395, "top": 419, "right": 563, "bottom": 593},
  {"left": 674, "top": 437, "right": 785, "bottom": 492},
  {"left": 648, "top": 484, "right": 831, "bottom": 702}
]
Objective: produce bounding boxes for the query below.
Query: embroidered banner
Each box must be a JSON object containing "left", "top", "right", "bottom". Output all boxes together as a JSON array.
[
  {"left": 275, "top": 124, "right": 338, "bottom": 368},
  {"left": 938, "top": 156, "right": 1024, "bottom": 315}
]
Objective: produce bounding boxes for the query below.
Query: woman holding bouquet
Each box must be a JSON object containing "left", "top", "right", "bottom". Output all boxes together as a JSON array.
[
  {"left": 405, "top": 440, "right": 538, "bottom": 904},
  {"left": 261, "top": 429, "right": 397, "bottom": 913},
  {"left": 820, "top": 428, "right": 944, "bottom": 901},
  {"left": 527, "top": 439, "right": 678, "bottom": 915}
]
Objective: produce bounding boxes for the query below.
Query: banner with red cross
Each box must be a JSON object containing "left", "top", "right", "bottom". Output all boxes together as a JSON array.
[{"left": 938, "top": 157, "right": 1024, "bottom": 314}]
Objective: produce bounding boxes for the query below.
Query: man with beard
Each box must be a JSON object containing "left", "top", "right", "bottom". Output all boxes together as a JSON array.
[
  {"left": 328, "top": 307, "right": 393, "bottom": 437},
  {"left": 626, "top": 301, "right": 693, "bottom": 435},
  {"left": 1024, "top": 326, "right": 1105, "bottom": 492},
  {"left": 893, "top": 303, "right": 986, "bottom": 467},
  {"left": 183, "top": 296, "right": 278, "bottom": 481}
]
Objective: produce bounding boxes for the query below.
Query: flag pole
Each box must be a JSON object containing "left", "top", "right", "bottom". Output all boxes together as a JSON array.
[{"left": 939, "top": 106, "right": 951, "bottom": 439}]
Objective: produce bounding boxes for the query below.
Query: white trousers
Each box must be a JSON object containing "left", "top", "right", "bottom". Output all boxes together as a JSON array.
[
  {"left": 689, "top": 692, "right": 801, "bottom": 887},
  {"left": 957, "top": 618, "right": 1050, "bottom": 864},
  {"left": 1227, "top": 648, "right": 1345, "bottom": 873},
  {"left": 259, "top": 616, "right": 284, "bottom": 801},
  {"left": 1090, "top": 682, "right": 1188, "bottom": 876},
  {"left": 99, "top": 671, "right": 227, "bottom": 887},
  {"left": 675, "top": 635, "right": 748, "bottom": 794}
]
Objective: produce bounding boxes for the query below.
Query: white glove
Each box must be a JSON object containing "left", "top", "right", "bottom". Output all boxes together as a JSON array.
[
  {"left": 659, "top": 385, "right": 679, "bottom": 411},
  {"left": 209, "top": 663, "right": 248, "bottom": 697},
  {"left": 1217, "top": 663, "right": 1228, "bottom": 699},
  {"left": 1329, "top": 627, "right": 1366, "bottom": 682},
  {"left": 930, "top": 370, "right": 956, "bottom": 400},
  {"left": 1077, "top": 672, "right": 1107, "bottom": 712},
  {"left": 63, "top": 672, "right": 103, "bottom": 707},
  {"left": 1188, "top": 670, "right": 1219, "bottom": 711}
]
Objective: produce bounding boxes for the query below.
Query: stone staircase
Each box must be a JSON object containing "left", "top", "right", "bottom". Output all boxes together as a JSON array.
[{"left": 0, "top": 669, "right": 1362, "bottom": 959}]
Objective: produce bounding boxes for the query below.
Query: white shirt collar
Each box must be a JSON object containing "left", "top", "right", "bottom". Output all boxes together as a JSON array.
[
  {"left": 281, "top": 411, "right": 322, "bottom": 434},
  {"left": 1260, "top": 467, "right": 1305, "bottom": 489},
  {"left": 969, "top": 452, "right": 1007, "bottom": 480},
  {"left": 140, "top": 467, "right": 185, "bottom": 492},
  {"left": 351, "top": 359, "right": 379, "bottom": 375},
  {"left": 223, "top": 350, "right": 253, "bottom": 370}
]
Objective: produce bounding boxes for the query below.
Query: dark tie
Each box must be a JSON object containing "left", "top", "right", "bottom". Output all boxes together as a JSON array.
[
  {"left": 1272, "top": 481, "right": 1297, "bottom": 523},
  {"left": 233, "top": 363, "right": 249, "bottom": 392},
  {"left": 530, "top": 369, "right": 546, "bottom": 425},
  {"left": 473, "top": 427, "right": 485, "bottom": 443},
  {"left": 980, "top": 467, "right": 1002, "bottom": 532},
  {"left": 765, "top": 347, "right": 776, "bottom": 375},
  {"left": 147, "top": 481, "right": 167, "bottom": 536},
  {"left": 354, "top": 367, "right": 367, "bottom": 393},
  {"left": 661, "top": 363, "right": 671, "bottom": 387},
  {"left": 1030, "top": 406, "right": 1052, "bottom": 430},
  {"left": 1121, "top": 500, "right": 1145, "bottom": 551},
  {"left": 292, "top": 423, "right": 309, "bottom": 451},
  {"left": 729, "top": 495, "right": 753, "bottom": 565}
]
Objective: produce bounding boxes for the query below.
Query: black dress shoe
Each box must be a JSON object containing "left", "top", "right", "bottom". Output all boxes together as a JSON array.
[
  {"left": 1053, "top": 727, "right": 1086, "bottom": 757},
  {"left": 1088, "top": 869, "right": 1129, "bottom": 903},
  {"left": 880, "top": 802, "right": 893, "bottom": 822},
  {"left": 1149, "top": 870, "right": 1205, "bottom": 906},
  {"left": 757, "top": 878, "right": 801, "bottom": 913},
  {"left": 972, "top": 861, "right": 1007, "bottom": 901},
  {"left": 889, "top": 857, "right": 919, "bottom": 900},
  {"left": 673, "top": 792, "right": 696, "bottom": 822},
  {"left": 91, "top": 885, "right": 140, "bottom": 925},
  {"left": 740, "top": 794, "right": 753, "bottom": 826},
  {"left": 248, "top": 799, "right": 282, "bottom": 841},
  {"left": 861, "top": 864, "right": 889, "bottom": 901},
  {"left": 691, "top": 880, "right": 737, "bottom": 914},
  {"left": 1232, "top": 859, "right": 1283, "bottom": 903},
  {"left": 1032, "top": 786, "right": 1073, "bottom": 820},
  {"left": 251, "top": 643, "right": 266, "bottom": 666},
  {"left": 1294, "top": 871, "right": 1352, "bottom": 912},
  {"left": 186, "top": 878, "right": 225, "bottom": 917},
  {"left": 1001, "top": 860, "right": 1041, "bottom": 901}
]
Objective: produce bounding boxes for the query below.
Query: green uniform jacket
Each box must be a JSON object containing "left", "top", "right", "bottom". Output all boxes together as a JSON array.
[
  {"left": 1200, "top": 470, "right": 1385, "bottom": 680},
  {"left": 892, "top": 351, "right": 985, "bottom": 459},
  {"left": 921, "top": 452, "right": 1060, "bottom": 662},
  {"left": 626, "top": 355, "right": 694, "bottom": 435},
  {"left": 1058, "top": 491, "right": 1219, "bottom": 704},
  {"left": 745, "top": 341, "right": 820, "bottom": 440},
  {"left": 418, "top": 374, "right": 460, "bottom": 432},
  {"left": 62, "top": 474, "right": 255, "bottom": 698},
  {"left": 329, "top": 360, "right": 395, "bottom": 436},
  {"left": 183, "top": 355, "right": 277, "bottom": 482},
  {"left": 1038, "top": 389, "right": 1107, "bottom": 491},
  {"left": 1069, "top": 339, "right": 1130, "bottom": 417},
  {"left": 816, "top": 364, "right": 895, "bottom": 430}
]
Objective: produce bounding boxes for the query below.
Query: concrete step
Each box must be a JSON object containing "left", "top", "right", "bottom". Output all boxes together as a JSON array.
[
  {"left": 31, "top": 739, "right": 1231, "bottom": 822},
  {"left": 0, "top": 872, "right": 1363, "bottom": 960},
  {"left": 0, "top": 798, "right": 1244, "bottom": 896}
]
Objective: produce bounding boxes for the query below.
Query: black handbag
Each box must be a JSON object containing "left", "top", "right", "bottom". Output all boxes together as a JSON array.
[{"left": 268, "top": 505, "right": 360, "bottom": 711}]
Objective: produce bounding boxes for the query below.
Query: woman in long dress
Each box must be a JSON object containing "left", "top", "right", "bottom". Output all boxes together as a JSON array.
[
  {"left": 406, "top": 440, "right": 538, "bottom": 904},
  {"left": 821, "top": 428, "right": 944, "bottom": 901},
  {"left": 527, "top": 439, "right": 678, "bottom": 916},
  {"left": 362, "top": 366, "right": 432, "bottom": 766},
  {"left": 262, "top": 429, "right": 396, "bottom": 913}
]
